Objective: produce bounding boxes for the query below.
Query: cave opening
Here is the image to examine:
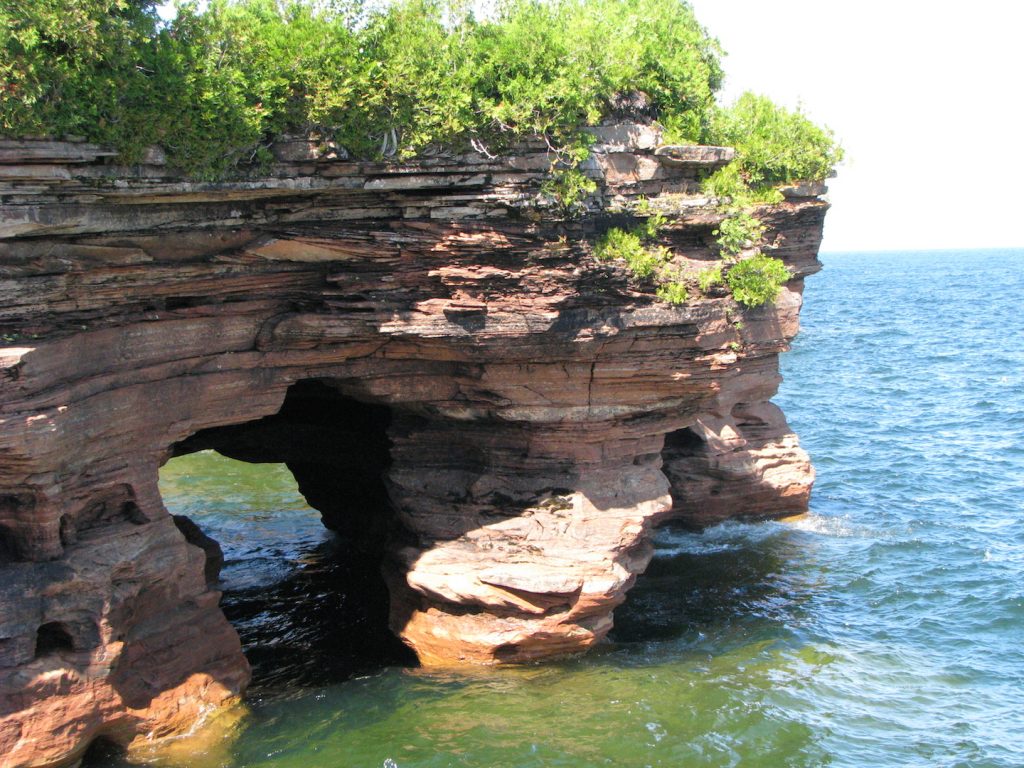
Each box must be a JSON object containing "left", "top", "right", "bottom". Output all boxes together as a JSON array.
[
  {"left": 80, "top": 735, "right": 125, "bottom": 766},
  {"left": 659, "top": 424, "right": 709, "bottom": 530},
  {"left": 0, "top": 524, "right": 17, "bottom": 564},
  {"left": 34, "top": 621, "right": 75, "bottom": 658},
  {"left": 662, "top": 425, "right": 705, "bottom": 454},
  {"left": 161, "top": 380, "right": 415, "bottom": 694},
  {"left": 613, "top": 418, "right": 812, "bottom": 647}
]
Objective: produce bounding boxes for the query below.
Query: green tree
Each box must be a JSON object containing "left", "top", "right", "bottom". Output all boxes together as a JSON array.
[
  {"left": 704, "top": 92, "right": 843, "bottom": 186},
  {"left": 1, "top": 0, "right": 839, "bottom": 184}
]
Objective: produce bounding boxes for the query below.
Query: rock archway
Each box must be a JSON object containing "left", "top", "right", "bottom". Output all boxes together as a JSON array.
[
  {"left": 0, "top": 129, "right": 826, "bottom": 766},
  {"left": 159, "top": 384, "right": 418, "bottom": 691},
  {"left": 170, "top": 379, "right": 396, "bottom": 554}
]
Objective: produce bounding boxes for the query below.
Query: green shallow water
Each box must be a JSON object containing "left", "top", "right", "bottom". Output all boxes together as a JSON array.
[{"left": 109, "top": 249, "right": 1023, "bottom": 768}]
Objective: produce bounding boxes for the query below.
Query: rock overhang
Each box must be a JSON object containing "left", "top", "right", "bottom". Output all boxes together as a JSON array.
[{"left": 0, "top": 124, "right": 826, "bottom": 767}]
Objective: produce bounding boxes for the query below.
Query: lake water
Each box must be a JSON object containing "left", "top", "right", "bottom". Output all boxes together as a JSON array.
[{"left": 123, "top": 249, "right": 1023, "bottom": 767}]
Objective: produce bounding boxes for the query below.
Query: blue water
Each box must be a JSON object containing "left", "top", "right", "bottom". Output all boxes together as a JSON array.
[
  {"left": 767, "top": 248, "right": 1024, "bottom": 764},
  {"left": 143, "top": 248, "right": 1024, "bottom": 768}
]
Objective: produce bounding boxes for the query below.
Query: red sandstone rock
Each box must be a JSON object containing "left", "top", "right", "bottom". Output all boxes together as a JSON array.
[{"left": 0, "top": 132, "right": 827, "bottom": 767}]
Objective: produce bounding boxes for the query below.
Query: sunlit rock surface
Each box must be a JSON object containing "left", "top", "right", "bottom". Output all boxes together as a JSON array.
[{"left": 0, "top": 126, "right": 826, "bottom": 767}]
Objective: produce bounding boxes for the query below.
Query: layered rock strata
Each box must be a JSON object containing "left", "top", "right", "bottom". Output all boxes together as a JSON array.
[{"left": 0, "top": 125, "right": 825, "bottom": 766}]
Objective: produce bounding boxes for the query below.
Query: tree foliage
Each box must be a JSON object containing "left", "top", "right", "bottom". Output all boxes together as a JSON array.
[
  {"left": 2, "top": 1, "right": 840, "bottom": 184},
  {"left": 1, "top": 0, "right": 159, "bottom": 144},
  {"left": 1, "top": 0, "right": 729, "bottom": 176},
  {"left": 704, "top": 92, "right": 843, "bottom": 187}
]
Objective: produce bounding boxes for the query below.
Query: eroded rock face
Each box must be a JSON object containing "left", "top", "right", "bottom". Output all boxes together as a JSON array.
[{"left": 0, "top": 126, "right": 826, "bottom": 766}]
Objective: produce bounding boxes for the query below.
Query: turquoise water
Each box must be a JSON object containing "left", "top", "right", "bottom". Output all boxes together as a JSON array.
[{"left": 138, "top": 249, "right": 1023, "bottom": 768}]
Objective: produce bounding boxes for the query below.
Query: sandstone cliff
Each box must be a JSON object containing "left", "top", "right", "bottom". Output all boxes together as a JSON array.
[{"left": 0, "top": 125, "right": 825, "bottom": 767}]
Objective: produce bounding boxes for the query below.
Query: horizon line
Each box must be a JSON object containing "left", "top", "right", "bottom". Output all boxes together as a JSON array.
[{"left": 820, "top": 245, "right": 1024, "bottom": 255}]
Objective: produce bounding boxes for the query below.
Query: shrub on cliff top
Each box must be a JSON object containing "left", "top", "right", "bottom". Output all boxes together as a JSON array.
[
  {"left": 1, "top": 0, "right": 726, "bottom": 176},
  {"left": 2, "top": 1, "right": 840, "bottom": 182},
  {"left": 704, "top": 92, "right": 843, "bottom": 186},
  {"left": 0, "top": 0, "right": 158, "bottom": 142}
]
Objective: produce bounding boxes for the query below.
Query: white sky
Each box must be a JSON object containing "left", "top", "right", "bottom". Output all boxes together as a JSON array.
[
  {"left": 158, "top": 0, "right": 1024, "bottom": 251},
  {"left": 687, "top": 0, "right": 1024, "bottom": 252}
]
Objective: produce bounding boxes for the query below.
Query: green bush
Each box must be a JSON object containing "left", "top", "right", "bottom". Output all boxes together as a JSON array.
[
  {"left": 1, "top": 0, "right": 728, "bottom": 176},
  {"left": 635, "top": 210, "right": 667, "bottom": 240},
  {"left": 474, "top": 0, "right": 722, "bottom": 143},
  {"left": 713, "top": 212, "right": 765, "bottom": 258},
  {"left": 697, "top": 265, "right": 723, "bottom": 292},
  {"left": 2, "top": 0, "right": 841, "bottom": 195},
  {"left": 725, "top": 253, "right": 791, "bottom": 307},
  {"left": 0, "top": 0, "right": 159, "bottom": 149},
  {"left": 0, "top": 0, "right": 372, "bottom": 175},
  {"left": 656, "top": 280, "right": 689, "bottom": 305},
  {"left": 541, "top": 167, "right": 598, "bottom": 212},
  {"left": 704, "top": 92, "right": 842, "bottom": 187},
  {"left": 594, "top": 202, "right": 675, "bottom": 281},
  {"left": 595, "top": 227, "right": 643, "bottom": 262},
  {"left": 700, "top": 163, "right": 783, "bottom": 207},
  {"left": 594, "top": 226, "right": 669, "bottom": 279}
]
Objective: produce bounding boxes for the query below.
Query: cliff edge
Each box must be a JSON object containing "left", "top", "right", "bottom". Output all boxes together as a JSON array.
[{"left": 0, "top": 125, "right": 826, "bottom": 767}]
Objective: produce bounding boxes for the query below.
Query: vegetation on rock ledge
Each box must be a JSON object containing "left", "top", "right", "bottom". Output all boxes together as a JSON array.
[
  {"left": 725, "top": 253, "right": 791, "bottom": 308},
  {"left": 2, "top": 0, "right": 725, "bottom": 177},
  {"left": 704, "top": 93, "right": 843, "bottom": 189},
  {"left": 2, "top": 0, "right": 839, "bottom": 185},
  {"left": 594, "top": 208, "right": 670, "bottom": 279},
  {"left": 3, "top": 0, "right": 831, "bottom": 311},
  {"left": 594, "top": 195, "right": 792, "bottom": 309}
]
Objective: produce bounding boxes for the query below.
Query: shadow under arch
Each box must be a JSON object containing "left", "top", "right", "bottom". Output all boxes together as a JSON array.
[{"left": 160, "top": 379, "right": 416, "bottom": 694}]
